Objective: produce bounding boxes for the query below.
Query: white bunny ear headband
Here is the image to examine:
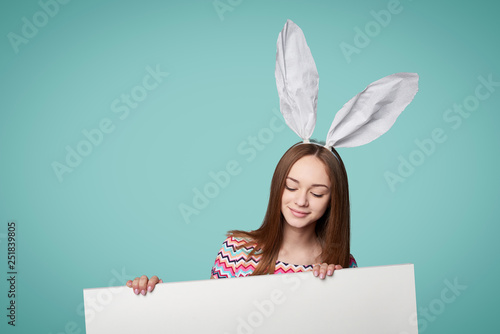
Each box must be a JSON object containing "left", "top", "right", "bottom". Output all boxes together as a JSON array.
[{"left": 275, "top": 19, "right": 419, "bottom": 154}]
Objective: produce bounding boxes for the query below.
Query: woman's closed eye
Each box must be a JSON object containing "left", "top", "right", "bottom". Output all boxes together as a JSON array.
[{"left": 286, "top": 185, "right": 325, "bottom": 198}]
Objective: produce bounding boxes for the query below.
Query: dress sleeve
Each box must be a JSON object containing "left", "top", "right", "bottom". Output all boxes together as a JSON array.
[
  {"left": 211, "top": 237, "right": 234, "bottom": 279},
  {"left": 348, "top": 254, "right": 358, "bottom": 268},
  {"left": 211, "top": 236, "right": 255, "bottom": 279}
]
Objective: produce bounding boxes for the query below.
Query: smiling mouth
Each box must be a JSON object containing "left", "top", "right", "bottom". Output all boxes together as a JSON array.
[{"left": 289, "top": 207, "right": 309, "bottom": 218}]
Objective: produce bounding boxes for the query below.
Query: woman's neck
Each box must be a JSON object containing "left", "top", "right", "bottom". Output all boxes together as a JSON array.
[{"left": 279, "top": 223, "right": 321, "bottom": 264}]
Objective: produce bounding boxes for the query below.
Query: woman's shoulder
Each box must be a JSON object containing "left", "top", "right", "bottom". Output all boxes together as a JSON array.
[
  {"left": 221, "top": 234, "right": 260, "bottom": 255},
  {"left": 224, "top": 234, "right": 254, "bottom": 244},
  {"left": 211, "top": 234, "right": 261, "bottom": 279}
]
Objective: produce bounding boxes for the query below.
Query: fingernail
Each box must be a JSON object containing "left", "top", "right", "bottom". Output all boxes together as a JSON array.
[
  {"left": 320, "top": 273, "right": 325, "bottom": 279},
  {"left": 141, "top": 290, "right": 146, "bottom": 295},
  {"left": 134, "top": 289, "right": 139, "bottom": 295},
  {"left": 147, "top": 286, "right": 152, "bottom": 292},
  {"left": 327, "top": 270, "right": 332, "bottom": 275},
  {"left": 314, "top": 271, "right": 318, "bottom": 277}
]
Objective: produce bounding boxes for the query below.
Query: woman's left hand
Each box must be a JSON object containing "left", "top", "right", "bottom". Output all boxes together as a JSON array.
[{"left": 313, "top": 263, "right": 342, "bottom": 279}]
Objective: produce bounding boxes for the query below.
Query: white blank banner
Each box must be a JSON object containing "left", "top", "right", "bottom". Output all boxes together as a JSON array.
[{"left": 83, "top": 264, "right": 418, "bottom": 333}]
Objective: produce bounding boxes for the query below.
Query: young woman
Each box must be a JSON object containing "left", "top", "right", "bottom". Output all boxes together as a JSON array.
[
  {"left": 126, "top": 20, "right": 418, "bottom": 295},
  {"left": 127, "top": 142, "right": 356, "bottom": 295}
]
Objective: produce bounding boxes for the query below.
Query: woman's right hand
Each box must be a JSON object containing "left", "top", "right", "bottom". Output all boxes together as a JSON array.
[{"left": 126, "top": 275, "right": 163, "bottom": 295}]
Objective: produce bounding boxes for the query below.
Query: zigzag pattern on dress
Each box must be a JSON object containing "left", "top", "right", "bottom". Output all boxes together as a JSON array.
[
  {"left": 211, "top": 236, "right": 357, "bottom": 279},
  {"left": 211, "top": 236, "right": 261, "bottom": 278}
]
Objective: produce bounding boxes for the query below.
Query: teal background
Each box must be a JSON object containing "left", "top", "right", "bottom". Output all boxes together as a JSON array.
[{"left": 1, "top": 0, "right": 499, "bottom": 332}]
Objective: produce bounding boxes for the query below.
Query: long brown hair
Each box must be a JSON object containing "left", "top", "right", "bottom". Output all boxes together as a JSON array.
[{"left": 227, "top": 142, "right": 351, "bottom": 275}]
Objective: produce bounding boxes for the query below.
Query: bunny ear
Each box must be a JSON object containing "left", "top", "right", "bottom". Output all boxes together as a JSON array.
[
  {"left": 275, "top": 19, "right": 319, "bottom": 141},
  {"left": 326, "top": 72, "right": 419, "bottom": 148}
]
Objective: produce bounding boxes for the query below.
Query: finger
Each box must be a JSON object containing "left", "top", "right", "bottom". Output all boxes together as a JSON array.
[
  {"left": 335, "top": 264, "right": 343, "bottom": 270},
  {"left": 148, "top": 275, "right": 160, "bottom": 293},
  {"left": 131, "top": 277, "right": 141, "bottom": 295},
  {"left": 138, "top": 275, "right": 149, "bottom": 295},
  {"left": 159, "top": 279, "right": 163, "bottom": 283},
  {"left": 319, "top": 263, "right": 329, "bottom": 279},
  {"left": 313, "top": 263, "right": 322, "bottom": 277},
  {"left": 126, "top": 280, "right": 133, "bottom": 288},
  {"left": 326, "top": 264, "right": 336, "bottom": 276}
]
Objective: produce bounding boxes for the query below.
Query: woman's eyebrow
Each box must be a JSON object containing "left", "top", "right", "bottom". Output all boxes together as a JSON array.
[{"left": 286, "top": 177, "right": 330, "bottom": 189}]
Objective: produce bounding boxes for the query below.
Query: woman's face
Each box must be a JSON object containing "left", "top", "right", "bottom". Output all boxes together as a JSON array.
[{"left": 281, "top": 155, "right": 331, "bottom": 229}]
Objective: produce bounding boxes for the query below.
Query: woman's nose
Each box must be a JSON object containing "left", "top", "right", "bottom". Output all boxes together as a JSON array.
[{"left": 294, "top": 190, "right": 308, "bottom": 207}]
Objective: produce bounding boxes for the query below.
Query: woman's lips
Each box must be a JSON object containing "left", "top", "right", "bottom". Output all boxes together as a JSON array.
[{"left": 289, "top": 207, "right": 309, "bottom": 218}]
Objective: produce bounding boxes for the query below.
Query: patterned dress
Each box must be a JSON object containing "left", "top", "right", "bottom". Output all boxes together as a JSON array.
[{"left": 211, "top": 235, "right": 357, "bottom": 279}]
